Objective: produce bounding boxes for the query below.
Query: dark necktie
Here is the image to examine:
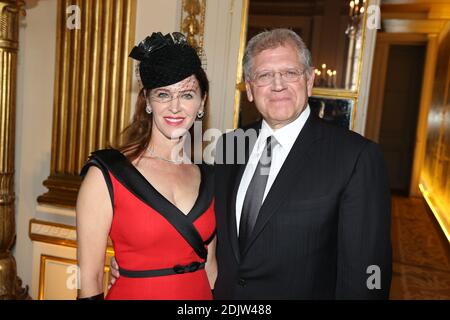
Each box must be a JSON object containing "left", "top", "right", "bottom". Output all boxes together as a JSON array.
[{"left": 239, "top": 136, "right": 276, "bottom": 253}]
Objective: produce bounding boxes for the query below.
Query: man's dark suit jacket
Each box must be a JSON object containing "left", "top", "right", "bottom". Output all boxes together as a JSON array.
[{"left": 213, "top": 113, "right": 392, "bottom": 299}]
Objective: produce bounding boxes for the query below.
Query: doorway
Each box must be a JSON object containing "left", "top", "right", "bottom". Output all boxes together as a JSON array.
[{"left": 378, "top": 44, "right": 426, "bottom": 194}]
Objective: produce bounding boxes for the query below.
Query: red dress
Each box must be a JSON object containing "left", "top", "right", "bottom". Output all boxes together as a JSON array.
[{"left": 82, "top": 149, "right": 215, "bottom": 300}]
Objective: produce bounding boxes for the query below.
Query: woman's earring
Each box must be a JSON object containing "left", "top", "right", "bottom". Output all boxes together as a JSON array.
[
  {"left": 144, "top": 89, "right": 152, "bottom": 115},
  {"left": 197, "top": 110, "right": 204, "bottom": 119},
  {"left": 145, "top": 104, "right": 152, "bottom": 114}
]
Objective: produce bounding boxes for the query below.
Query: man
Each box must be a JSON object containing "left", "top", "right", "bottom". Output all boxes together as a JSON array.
[
  {"left": 213, "top": 28, "right": 392, "bottom": 299},
  {"left": 110, "top": 28, "right": 392, "bottom": 299}
]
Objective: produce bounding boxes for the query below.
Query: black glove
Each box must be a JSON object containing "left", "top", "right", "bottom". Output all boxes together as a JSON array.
[{"left": 77, "top": 292, "right": 104, "bottom": 300}]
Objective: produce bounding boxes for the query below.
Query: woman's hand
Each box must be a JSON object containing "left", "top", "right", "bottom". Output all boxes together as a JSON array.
[{"left": 108, "top": 257, "right": 121, "bottom": 289}]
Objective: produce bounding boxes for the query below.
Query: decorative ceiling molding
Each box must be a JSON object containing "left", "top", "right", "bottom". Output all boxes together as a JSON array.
[
  {"left": 382, "top": 19, "right": 447, "bottom": 33},
  {"left": 249, "top": 0, "right": 353, "bottom": 16},
  {"left": 382, "top": 0, "right": 450, "bottom": 4},
  {"left": 381, "top": 0, "right": 450, "bottom": 33},
  {"left": 428, "top": 5, "right": 450, "bottom": 19}
]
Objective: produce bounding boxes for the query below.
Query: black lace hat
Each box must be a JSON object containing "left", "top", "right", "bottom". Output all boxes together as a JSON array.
[{"left": 129, "top": 32, "right": 201, "bottom": 89}]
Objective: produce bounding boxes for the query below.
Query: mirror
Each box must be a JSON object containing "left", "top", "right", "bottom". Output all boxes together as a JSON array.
[
  {"left": 235, "top": 0, "right": 368, "bottom": 128},
  {"left": 309, "top": 95, "right": 355, "bottom": 128}
]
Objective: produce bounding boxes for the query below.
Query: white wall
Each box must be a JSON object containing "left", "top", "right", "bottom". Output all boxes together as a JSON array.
[
  {"left": 130, "top": 0, "right": 181, "bottom": 113},
  {"left": 203, "top": 0, "right": 245, "bottom": 131},
  {"left": 15, "top": 0, "right": 58, "bottom": 295}
]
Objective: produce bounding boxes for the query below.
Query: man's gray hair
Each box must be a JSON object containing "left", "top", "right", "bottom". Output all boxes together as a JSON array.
[{"left": 243, "top": 28, "right": 313, "bottom": 81}]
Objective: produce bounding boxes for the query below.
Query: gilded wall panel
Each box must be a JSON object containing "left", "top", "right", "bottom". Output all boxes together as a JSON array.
[
  {"left": 38, "top": 0, "right": 136, "bottom": 207},
  {"left": 421, "top": 29, "right": 450, "bottom": 241}
]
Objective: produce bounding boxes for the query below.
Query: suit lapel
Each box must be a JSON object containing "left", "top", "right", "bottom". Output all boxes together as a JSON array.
[
  {"left": 227, "top": 121, "right": 261, "bottom": 263},
  {"left": 241, "top": 115, "right": 323, "bottom": 255},
  {"left": 228, "top": 162, "right": 245, "bottom": 263}
]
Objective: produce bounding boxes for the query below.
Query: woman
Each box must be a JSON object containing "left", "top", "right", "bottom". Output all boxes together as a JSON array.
[{"left": 76, "top": 32, "right": 216, "bottom": 300}]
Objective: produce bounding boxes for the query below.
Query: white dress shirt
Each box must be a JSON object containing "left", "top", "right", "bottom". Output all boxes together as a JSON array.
[{"left": 236, "top": 105, "right": 311, "bottom": 234}]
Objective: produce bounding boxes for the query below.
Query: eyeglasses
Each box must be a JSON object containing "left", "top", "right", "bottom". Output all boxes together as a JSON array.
[
  {"left": 251, "top": 68, "right": 306, "bottom": 87},
  {"left": 149, "top": 90, "right": 199, "bottom": 105}
]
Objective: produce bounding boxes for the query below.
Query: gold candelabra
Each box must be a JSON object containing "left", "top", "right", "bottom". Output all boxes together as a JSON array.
[
  {"left": 344, "top": 0, "right": 365, "bottom": 90},
  {"left": 314, "top": 63, "right": 337, "bottom": 88}
]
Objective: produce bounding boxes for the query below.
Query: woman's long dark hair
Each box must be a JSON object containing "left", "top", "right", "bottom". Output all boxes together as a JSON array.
[{"left": 117, "top": 67, "right": 209, "bottom": 162}]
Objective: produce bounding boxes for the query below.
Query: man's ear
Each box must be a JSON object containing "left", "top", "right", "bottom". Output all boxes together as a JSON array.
[
  {"left": 245, "top": 81, "right": 254, "bottom": 102},
  {"left": 306, "top": 69, "right": 315, "bottom": 97}
]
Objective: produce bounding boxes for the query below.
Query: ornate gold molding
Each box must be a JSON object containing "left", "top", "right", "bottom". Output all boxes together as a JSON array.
[
  {"left": 29, "top": 218, "right": 114, "bottom": 254},
  {"left": 38, "top": 255, "right": 76, "bottom": 300},
  {"left": 420, "top": 184, "right": 450, "bottom": 242},
  {"left": 0, "top": 0, "right": 29, "bottom": 300},
  {"left": 180, "top": 0, "right": 206, "bottom": 54},
  {"left": 38, "top": 254, "right": 111, "bottom": 300},
  {"left": 37, "top": 0, "right": 137, "bottom": 208}
]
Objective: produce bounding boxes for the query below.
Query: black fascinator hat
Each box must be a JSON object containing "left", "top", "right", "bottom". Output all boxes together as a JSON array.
[{"left": 129, "top": 32, "right": 201, "bottom": 89}]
